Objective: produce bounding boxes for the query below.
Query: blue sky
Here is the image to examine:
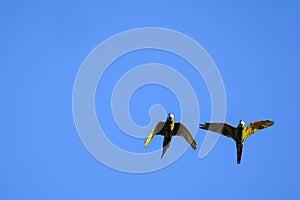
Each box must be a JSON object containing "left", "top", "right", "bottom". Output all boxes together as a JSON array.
[{"left": 1, "top": 0, "right": 300, "bottom": 199}]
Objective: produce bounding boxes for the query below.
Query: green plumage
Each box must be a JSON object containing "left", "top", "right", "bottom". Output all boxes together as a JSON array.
[
  {"left": 200, "top": 120, "right": 274, "bottom": 164},
  {"left": 144, "top": 113, "right": 197, "bottom": 158}
]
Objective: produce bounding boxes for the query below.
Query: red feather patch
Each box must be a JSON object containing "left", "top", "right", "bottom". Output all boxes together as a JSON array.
[{"left": 250, "top": 120, "right": 261, "bottom": 125}]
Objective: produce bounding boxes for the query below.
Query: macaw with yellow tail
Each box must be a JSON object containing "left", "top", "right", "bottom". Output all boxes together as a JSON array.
[
  {"left": 199, "top": 120, "right": 274, "bottom": 164},
  {"left": 144, "top": 113, "right": 197, "bottom": 158}
]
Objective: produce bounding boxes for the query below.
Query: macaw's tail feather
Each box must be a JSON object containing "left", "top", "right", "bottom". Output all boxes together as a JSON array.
[
  {"left": 236, "top": 143, "right": 243, "bottom": 164},
  {"left": 161, "top": 137, "right": 171, "bottom": 159}
]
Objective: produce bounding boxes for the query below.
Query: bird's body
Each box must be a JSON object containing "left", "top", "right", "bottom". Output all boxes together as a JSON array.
[
  {"left": 200, "top": 120, "right": 274, "bottom": 164},
  {"left": 144, "top": 113, "right": 197, "bottom": 158}
]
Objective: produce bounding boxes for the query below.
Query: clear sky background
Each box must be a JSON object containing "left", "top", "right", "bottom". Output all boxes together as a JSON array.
[{"left": 1, "top": 0, "right": 299, "bottom": 199}]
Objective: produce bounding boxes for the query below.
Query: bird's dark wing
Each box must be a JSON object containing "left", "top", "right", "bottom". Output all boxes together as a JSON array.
[
  {"left": 144, "top": 121, "right": 165, "bottom": 147},
  {"left": 243, "top": 120, "right": 274, "bottom": 138},
  {"left": 199, "top": 123, "right": 236, "bottom": 139},
  {"left": 173, "top": 123, "right": 197, "bottom": 150}
]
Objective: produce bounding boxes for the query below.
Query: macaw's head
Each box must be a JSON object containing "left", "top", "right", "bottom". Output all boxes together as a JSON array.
[
  {"left": 238, "top": 120, "right": 245, "bottom": 128},
  {"left": 167, "top": 113, "right": 174, "bottom": 122}
]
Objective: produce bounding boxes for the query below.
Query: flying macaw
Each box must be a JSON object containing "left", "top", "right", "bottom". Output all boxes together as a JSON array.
[
  {"left": 199, "top": 120, "right": 274, "bottom": 164},
  {"left": 144, "top": 113, "right": 197, "bottom": 158}
]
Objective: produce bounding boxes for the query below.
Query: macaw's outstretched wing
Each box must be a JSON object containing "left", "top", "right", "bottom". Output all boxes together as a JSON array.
[
  {"left": 144, "top": 121, "right": 165, "bottom": 147},
  {"left": 243, "top": 120, "right": 274, "bottom": 138},
  {"left": 199, "top": 122, "right": 236, "bottom": 139},
  {"left": 173, "top": 123, "right": 197, "bottom": 150}
]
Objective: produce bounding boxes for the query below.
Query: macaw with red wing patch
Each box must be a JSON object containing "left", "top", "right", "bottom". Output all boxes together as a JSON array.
[
  {"left": 199, "top": 120, "right": 274, "bottom": 164},
  {"left": 144, "top": 113, "right": 197, "bottom": 158}
]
